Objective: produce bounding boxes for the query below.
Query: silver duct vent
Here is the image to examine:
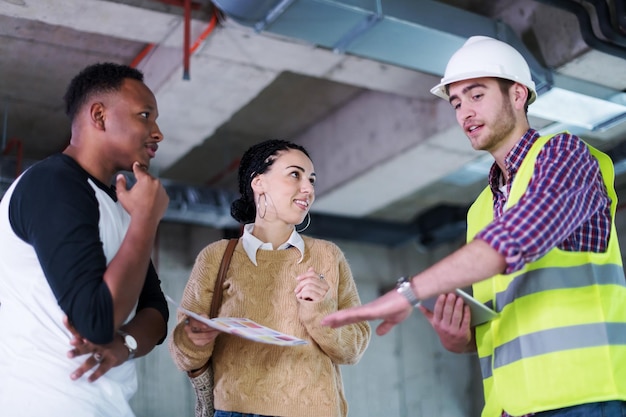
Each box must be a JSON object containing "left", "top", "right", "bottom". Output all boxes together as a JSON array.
[{"left": 161, "top": 180, "right": 239, "bottom": 228}]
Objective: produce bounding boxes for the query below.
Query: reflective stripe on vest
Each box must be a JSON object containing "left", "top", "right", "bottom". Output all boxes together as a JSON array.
[
  {"left": 467, "top": 134, "right": 626, "bottom": 417},
  {"left": 495, "top": 263, "right": 624, "bottom": 311},
  {"left": 494, "top": 321, "right": 626, "bottom": 369}
]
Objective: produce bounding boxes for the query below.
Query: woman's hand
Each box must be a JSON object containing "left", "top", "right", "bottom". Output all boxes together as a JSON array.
[
  {"left": 183, "top": 315, "right": 221, "bottom": 347},
  {"left": 294, "top": 266, "right": 329, "bottom": 302}
]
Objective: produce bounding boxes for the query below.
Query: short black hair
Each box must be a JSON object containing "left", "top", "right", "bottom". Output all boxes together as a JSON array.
[
  {"left": 230, "top": 139, "right": 311, "bottom": 224},
  {"left": 63, "top": 62, "right": 144, "bottom": 121}
]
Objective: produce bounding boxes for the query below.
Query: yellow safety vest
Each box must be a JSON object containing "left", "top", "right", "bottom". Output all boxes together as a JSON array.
[{"left": 467, "top": 134, "right": 626, "bottom": 416}]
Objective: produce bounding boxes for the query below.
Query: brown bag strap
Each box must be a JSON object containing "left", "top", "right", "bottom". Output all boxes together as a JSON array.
[{"left": 209, "top": 238, "right": 237, "bottom": 319}]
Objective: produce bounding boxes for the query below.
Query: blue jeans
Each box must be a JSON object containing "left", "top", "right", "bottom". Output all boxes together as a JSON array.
[
  {"left": 535, "top": 401, "right": 626, "bottom": 417},
  {"left": 214, "top": 412, "right": 275, "bottom": 417}
]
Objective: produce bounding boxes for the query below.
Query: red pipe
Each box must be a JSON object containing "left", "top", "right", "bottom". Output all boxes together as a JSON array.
[
  {"left": 130, "top": 43, "right": 156, "bottom": 69},
  {"left": 130, "top": 3, "right": 218, "bottom": 76},
  {"left": 183, "top": 0, "right": 191, "bottom": 80},
  {"left": 190, "top": 9, "right": 218, "bottom": 54},
  {"left": 152, "top": 0, "right": 201, "bottom": 10}
]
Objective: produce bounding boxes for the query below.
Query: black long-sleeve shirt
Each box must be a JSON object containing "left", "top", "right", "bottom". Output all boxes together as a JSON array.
[{"left": 8, "top": 153, "right": 168, "bottom": 344}]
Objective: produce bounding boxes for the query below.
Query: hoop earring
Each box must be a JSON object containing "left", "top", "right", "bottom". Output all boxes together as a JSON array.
[
  {"left": 257, "top": 194, "right": 268, "bottom": 219},
  {"left": 296, "top": 212, "right": 311, "bottom": 233}
]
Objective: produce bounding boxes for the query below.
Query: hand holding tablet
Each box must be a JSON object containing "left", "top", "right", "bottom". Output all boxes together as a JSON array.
[{"left": 420, "top": 288, "right": 498, "bottom": 326}]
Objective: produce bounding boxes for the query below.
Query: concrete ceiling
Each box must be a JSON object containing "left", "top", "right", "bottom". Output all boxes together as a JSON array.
[{"left": 1, "top": 0, "right": 626, "bottom": 247}]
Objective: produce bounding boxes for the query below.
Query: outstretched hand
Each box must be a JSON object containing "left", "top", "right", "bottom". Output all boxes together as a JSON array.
[{"left": 321, "top": 289, "right": 413, "bottom": 335}]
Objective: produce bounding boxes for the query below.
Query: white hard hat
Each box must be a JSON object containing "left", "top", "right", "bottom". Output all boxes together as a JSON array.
[{"left": 430, "top": 36, "right": 536, "bottom": 104}]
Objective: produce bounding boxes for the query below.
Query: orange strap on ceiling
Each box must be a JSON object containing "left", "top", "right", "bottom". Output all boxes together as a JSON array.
[
  {"left": 183, "top": 0, "right": 191, "bottom": 79},
  {"left": 132, "top": 0, "right": 218, "bottom": 78}
]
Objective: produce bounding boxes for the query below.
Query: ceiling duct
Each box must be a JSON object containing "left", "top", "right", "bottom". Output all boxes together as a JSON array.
[
  {"left": 211, "top": 0, "right": 553, "bottom": 93},
  {"left": 412, "top": 203, "right": 468, "bottom": 249},
  {"left": 533, "top": 0, "right": 626, "bottom": 59},
  {"left": 161, "top": 180, "right": 240, "bottom": 228},
  {"left": 211, "top": 0, "right": 626, "bottom": 130},
  {"left": 616, "top": 0, "right": 626, "bottom": 35},
  {"left": 585, "top": 0, "right": 626, "bottom": 47}
]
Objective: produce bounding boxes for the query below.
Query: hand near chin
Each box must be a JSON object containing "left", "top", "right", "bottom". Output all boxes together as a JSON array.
[
  {"left": 116, "top": 162, "right": 169, "bottom": 227},
  {"left": 294, "top": 267, "right": 329, "bottom": 302}
]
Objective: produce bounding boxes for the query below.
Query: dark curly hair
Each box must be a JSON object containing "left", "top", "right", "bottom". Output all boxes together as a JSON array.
[
  {"left": 231, "top": 139, "right": 311, "bottom": 224},
  {"left": 63, "top": 62, "right": 144, "bottom": 121}
]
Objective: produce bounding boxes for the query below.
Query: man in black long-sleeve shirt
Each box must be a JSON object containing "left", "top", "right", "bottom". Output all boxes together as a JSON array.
[{"left": 0, "top": 63, "right": 170, "bottom": 416}]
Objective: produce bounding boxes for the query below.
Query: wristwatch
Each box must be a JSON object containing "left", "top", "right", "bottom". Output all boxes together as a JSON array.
[
  {"left": 117, "top": 329, "right": 138, "bottom": 360},
  {"left": 396, "top": 276, "right": 421, "bottom": 307}
]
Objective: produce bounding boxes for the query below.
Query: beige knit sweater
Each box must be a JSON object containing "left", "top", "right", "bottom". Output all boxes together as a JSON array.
[{"left": 169, "top": 237, "right": 371, "bottom": 417}]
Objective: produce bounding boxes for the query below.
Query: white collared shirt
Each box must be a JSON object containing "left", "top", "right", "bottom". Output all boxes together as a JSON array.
[{"left": 242, "top": 223, "right": 305, "bottom": 266}]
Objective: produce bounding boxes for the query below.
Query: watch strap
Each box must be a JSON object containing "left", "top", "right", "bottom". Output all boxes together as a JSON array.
[
  {"left": 396, "top": 276, "right": 420, "bottom": 307},
  {"left": 117, "top": 330, "right": 137, "bottom": 360}
]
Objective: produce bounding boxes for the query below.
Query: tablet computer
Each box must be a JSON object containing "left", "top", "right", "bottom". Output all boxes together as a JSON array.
[{"left": 420, "top": 288, "right": 498, "bottom": 326}]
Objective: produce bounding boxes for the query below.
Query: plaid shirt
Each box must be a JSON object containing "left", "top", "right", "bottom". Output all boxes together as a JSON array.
[
  {"left": 476, "top": 128, "right": 611, "bottom": 275},
  {"left": 475, "top": 129, "right": 612, "bottom": 417}
]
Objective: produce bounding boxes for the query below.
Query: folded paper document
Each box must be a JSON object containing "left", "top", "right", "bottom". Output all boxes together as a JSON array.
[{"left": 166, "top": 295, "right": 307, "bottom": 346}]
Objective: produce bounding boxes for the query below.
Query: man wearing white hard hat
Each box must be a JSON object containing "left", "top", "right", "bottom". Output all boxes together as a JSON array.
[{"left": 323, "top": 36, "right": 626, "bottom": 417}]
